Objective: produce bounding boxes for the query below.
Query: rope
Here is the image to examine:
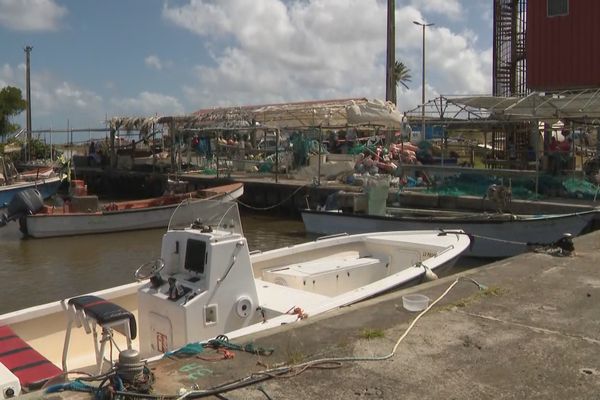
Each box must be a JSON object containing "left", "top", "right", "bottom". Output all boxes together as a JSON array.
[
  {"left": 197, "top": 348, "right": 235, "bottom": 362},
  {"left": 176, "top": 277, "right": 485, "bottom": 400},
  {"left": 234, "top": 183, "right": 312, "bottom": 211},
  {"left": 206, "top": 335, "right": 274, "bottom": 356},
  {"left": 285, "top": 306, "right": 308, "bottom": 320},
  {"left": 470, "top": 233, "right": 528, "bottom": 246},
  {"left": 442, "top": 229, "right": 571, "bottom": 248}
]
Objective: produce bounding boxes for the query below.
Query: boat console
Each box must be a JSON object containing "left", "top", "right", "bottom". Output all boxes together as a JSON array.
[{"left": 136, "top": 201, "right": 260, "bottom": 357}]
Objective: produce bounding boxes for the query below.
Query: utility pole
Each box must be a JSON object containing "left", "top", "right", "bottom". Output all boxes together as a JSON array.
[
  {"left": 385, "top": 0, "right": 396, "bottom": 105},
  {"left": 24, "top": 45, "right": 33, "bottom": 162},
  {"left": 413, "top": 21, "right": 434, "bottom": 141}
]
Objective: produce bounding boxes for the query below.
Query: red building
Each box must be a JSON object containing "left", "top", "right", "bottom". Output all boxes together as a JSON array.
[{"left": 527, "top": 0, "right": 600, "bottom": 90}]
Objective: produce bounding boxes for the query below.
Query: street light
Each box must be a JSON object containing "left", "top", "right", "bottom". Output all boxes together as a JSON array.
[{"left": 413, "top": 20, "right": 434, "bottom": 141}]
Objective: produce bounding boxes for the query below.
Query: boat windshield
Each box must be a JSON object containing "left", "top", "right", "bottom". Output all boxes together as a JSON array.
[{"left": 167, "top": 199, "right": 243, "bottom": 236}]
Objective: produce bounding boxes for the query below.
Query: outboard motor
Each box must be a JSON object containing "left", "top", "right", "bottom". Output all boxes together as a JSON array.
[{"left": 0, "top": 189, "right": 44, "bottom": 226}]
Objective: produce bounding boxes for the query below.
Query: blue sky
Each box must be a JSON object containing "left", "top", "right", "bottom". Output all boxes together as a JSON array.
[{"left": 0, "top": 0, "right": 493, "bottom": 132}]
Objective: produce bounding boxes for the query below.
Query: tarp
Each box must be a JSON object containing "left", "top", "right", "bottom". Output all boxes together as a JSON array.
[
  {"left": 346, "top": 99, "right": 403, "bottom": 128},
  {"left": 109, "top": 98, "right": 407, "bottom": 132}
]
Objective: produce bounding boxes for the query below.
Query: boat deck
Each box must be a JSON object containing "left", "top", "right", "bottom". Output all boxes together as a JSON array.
[{"left": 254, "top": 278, "right": 330, "bottom": 314}]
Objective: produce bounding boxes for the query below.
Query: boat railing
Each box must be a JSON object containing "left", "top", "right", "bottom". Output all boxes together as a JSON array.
[
  {"left": 435, "top": 244, "right": 455, "bottom": 257},
  {"left": 316, "top": 232, "right": 349, "bottom": 241}
]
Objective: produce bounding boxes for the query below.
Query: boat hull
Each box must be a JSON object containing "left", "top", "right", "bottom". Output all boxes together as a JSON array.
[
  {"left": 301, "top": 209, "right": 598, "bottom": 258},
  {"left": 20, "top": 183, "right": 244, "bottom": 238}
]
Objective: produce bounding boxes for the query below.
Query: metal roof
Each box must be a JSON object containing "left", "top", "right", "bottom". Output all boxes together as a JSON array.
[{"left": 450, "top": 90, "right": 600, "bottom": 123}]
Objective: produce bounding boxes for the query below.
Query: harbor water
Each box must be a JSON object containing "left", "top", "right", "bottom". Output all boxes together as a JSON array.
[
  {"left": 0, "top": 211, "right": 308, "bottom": 314},
  {"left": 0, "top": 211, "right": 484, "bottom": 315}
]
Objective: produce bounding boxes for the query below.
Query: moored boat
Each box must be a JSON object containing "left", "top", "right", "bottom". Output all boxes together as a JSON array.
[
  {"left": 0, "top": 157, "right": 63, "bottom": 208},
  {"left": 301, "top": 206, "right": 598, "bottom": 258},
  {"left": 0, "top": 182, "right": 244, "bottom": 238},
  {"left": 0, "top": 200, "right": 469, "bottom": 397}
]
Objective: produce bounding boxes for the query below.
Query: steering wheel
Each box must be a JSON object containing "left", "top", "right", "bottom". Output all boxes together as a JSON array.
[{"left": 134, "top": 258, "right": 165, "bottom": 281}]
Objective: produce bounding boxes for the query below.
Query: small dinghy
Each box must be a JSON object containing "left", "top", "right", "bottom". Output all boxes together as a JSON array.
[{"left": 0, "top": 200, "right": 469, "bottom": 397}]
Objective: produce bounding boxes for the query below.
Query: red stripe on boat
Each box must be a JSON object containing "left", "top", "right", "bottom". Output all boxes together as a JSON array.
[{"left": 0, "top": 325, "right": 62, "bottom": 388}]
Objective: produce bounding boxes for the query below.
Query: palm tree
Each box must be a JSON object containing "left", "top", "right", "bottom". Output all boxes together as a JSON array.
[{"left": 393, "top": 61, "right": 412, "bottom": 90}]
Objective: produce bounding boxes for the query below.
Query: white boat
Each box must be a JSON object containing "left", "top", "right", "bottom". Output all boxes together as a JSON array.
[
  {"left": 301, "top": 206, "right": 598, "bottom": 258},
  {"left": 0, "top": 182, "right": 244, "bottom": 238},
  {"left": 0, "top": 200, "right": 469, "bottom": 396}
]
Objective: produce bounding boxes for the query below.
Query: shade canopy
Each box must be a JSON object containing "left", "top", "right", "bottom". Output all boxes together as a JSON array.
[
  {"left": 450, "top": 90, "right": 600, "bottom": 123},
  {"left": 109, "top": 98, "right": 406, "bottom": 133}
]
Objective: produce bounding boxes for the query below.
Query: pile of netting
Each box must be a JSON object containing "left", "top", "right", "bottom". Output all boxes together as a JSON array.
[{"left": 430, "top": 172, "right": 599, "bottom": 200}]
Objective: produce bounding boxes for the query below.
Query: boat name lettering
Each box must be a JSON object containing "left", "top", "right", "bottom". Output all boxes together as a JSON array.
[{"left": 422, "top": 251, "right": 437, "bottom": 258}]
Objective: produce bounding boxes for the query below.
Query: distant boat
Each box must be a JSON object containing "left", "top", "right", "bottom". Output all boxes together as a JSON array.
[
  {"left": 301, "top": 206, "right": 598, "bottom": 258},
  {"left": 0, "top": 200, "right": 469, "bottom": 397},
  {"left": 0, "top": 182, "right": 244, "bottom": 238},
  {"left": 0, "top": 157, "right": 63, "bottom": 207}
]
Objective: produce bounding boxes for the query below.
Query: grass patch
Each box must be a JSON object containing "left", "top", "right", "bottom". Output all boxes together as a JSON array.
[
  {"left": 359, "top": 328, "right": 385, "bottom": 340},
  {"left": 439, "top": 286, "right": 507, "bottom": 311},
  {"left": 285, "top": 351, "right": 305, "bottom": 365}
]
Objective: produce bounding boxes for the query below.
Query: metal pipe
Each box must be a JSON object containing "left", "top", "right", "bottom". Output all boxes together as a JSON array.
[{"left": 413, "top": 21, "right": 434, "bottom": 142}]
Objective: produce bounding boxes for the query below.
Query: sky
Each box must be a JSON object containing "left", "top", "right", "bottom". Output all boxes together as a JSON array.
[{"left": 0, "top": 0, "right": 493, "bottom": 132}]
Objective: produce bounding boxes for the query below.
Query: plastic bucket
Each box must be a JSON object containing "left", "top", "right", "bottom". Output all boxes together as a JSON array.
[{"left": 402, "top": 294, "right": 430, "bottom": 312}]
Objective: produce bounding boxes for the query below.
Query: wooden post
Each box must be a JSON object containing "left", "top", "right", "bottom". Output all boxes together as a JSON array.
[{"left": 109, "top": 128, "right": 116, "bottom": 169}]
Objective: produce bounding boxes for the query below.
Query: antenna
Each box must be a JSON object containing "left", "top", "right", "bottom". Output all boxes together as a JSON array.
[{"left": 24, "top": 45, "right": 33, "bottom": 162}]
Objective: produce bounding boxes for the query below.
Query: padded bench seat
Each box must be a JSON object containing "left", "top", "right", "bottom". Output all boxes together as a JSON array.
[
  {"left": 68, "top": 295, "right": 137, "bottom": 339},
  {"left": 0, "top": 325, "right": 62, "bottom": 389}
]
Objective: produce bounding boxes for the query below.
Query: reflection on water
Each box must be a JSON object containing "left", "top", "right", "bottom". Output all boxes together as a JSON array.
[{"left": 0, "top": 210, "right": 485, "bottom": 315}]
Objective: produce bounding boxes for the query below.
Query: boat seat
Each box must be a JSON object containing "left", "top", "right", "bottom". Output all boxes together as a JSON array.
[
  {"left": 261, "top": 256, "right": 390, "bottom": 297},
  {"left": 269, "top": 256, "right": 384, "bottom": 277},
  {"left": 62, "top": 295, "right": 136, "bottom": 373},
  {"left": 255, "top": 279, "right": 331, "bottom": 314},
  {"left": 0, "top": 325, "right": 62, "bottom": 390}
]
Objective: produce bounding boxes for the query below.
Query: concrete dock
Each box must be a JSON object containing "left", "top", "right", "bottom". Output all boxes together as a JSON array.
[
  {"left": 161, "top": 230, "right": 600, "bottom": 399},
  {"left": 23, "top": 230, "right": 600, "bottom": 399}
]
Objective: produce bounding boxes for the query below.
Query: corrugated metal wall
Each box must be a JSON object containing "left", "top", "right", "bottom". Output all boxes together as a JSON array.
[{"left": 527, "top": 0, "right": 600, "bottom": 90}]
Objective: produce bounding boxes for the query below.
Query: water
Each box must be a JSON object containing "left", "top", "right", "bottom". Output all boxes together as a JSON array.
[{"left": 0, "top": 211, "right": 307, "bottom": 314}]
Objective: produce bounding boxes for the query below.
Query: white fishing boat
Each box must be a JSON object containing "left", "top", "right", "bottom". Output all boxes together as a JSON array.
[
  {"left": 301, "top": 206, "right": 597, "bottom": 258},
  {"left": 0, "top": 200, "right": 469, "bottom": 397},
  {"left": 0, "top": 182, "right": 244, "bottom": 238}
]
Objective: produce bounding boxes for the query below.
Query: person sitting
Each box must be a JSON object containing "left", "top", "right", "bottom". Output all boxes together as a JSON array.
[{"left": 88, "top": 141, "right": 98, "bottom": 166}]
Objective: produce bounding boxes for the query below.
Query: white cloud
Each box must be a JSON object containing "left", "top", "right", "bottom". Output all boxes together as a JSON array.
[
  {"left": 1, "top": 63, "right": 105, "bottom": 128},
  {"left": 2, "top": 62, "right": 186, "bottom": 129},
  {"left": 3, "top": 0, "right": 493, "bottom": 129},
  {"left": 30, "top": 75, "right": 104, "bottom": 129},
  {"left": 110, "top": 92, "right": 185, "bottom": 116},
  {"left": 166, "top": 0, "right": 387, "bottom": 108},
  {"left": 409, "top": 0, "right": 463, "bottom": 20},
  {"left": 0, "top": 0, "right": 67, "bottom": 31},
  {"left": 166, "top": 0, "right": 491, "bottom": 113},
  {"left": 427, "top": 27, "right": 492, "bottom": 94},
  {"left": 0, "top": 64, "right": 15, "bottom": 88},
  {"left": 145, "top": 55, "right": 163, "bottom": 71}
]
